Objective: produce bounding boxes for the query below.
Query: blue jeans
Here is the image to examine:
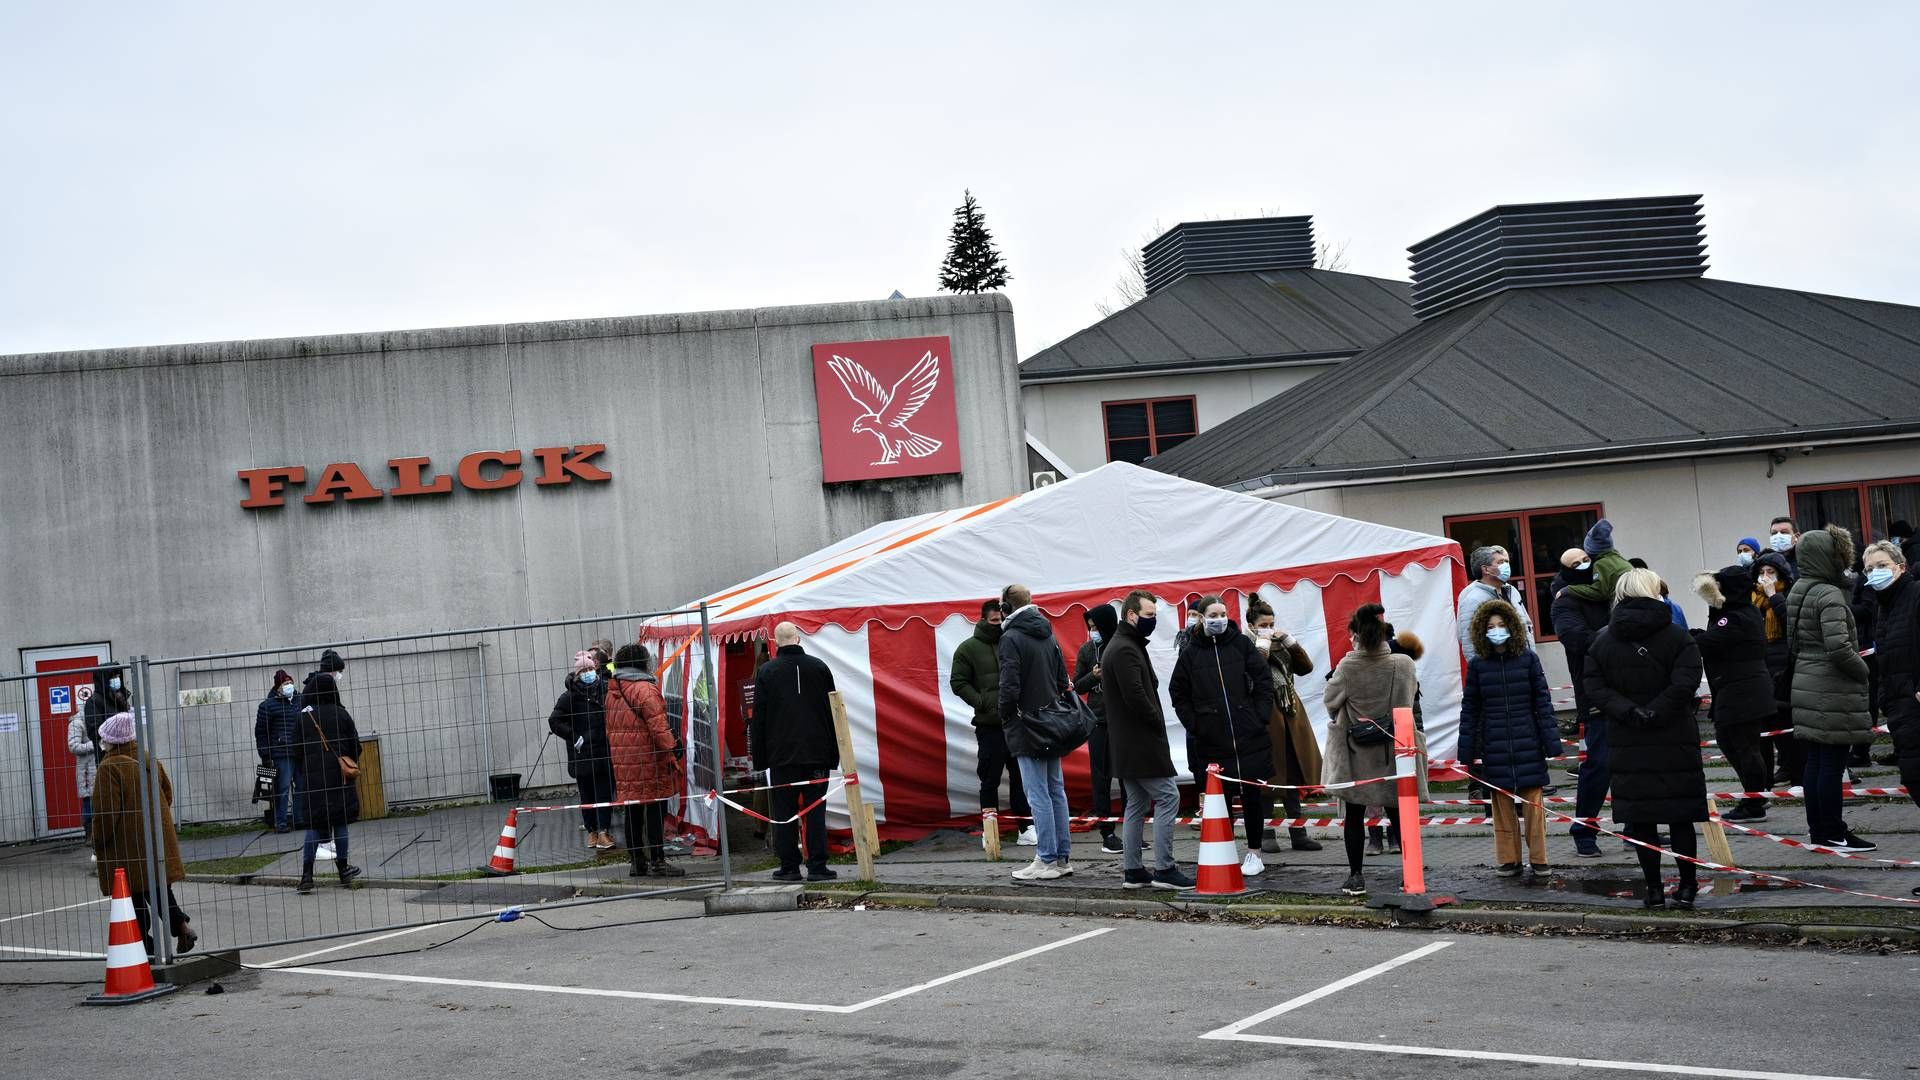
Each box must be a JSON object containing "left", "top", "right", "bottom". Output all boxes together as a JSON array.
[
  {"left": 1570, "top": 714, "right": 1611, "bottom": 848},
  {"left": 1015, "top": 755, "right": 1071, "bottom": 863},
  {"left": 302, "top": 823, "right": 349, "bottom": 869},
  {"left": 273, "top": 755, "right": 296, "bottom": 828},
  {"left": 80, "top": 795, "right": 92, "bottom": 835},
  {"left": 1801, "top": 741, "right": 1848, "bottom": 842}
]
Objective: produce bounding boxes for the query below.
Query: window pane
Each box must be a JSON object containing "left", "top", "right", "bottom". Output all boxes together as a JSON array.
[
  {"left": 1868, "top": 481, "right": 1920, "bottom": 545},
  {"left": 1446, "top": 516, "right": 1521, "bottom": 573},
  {"left": 1107, "top": 438, "right": 1152, "bottom": 465},
  {"left": 1793, "top": 488, "right": 1862, "bottom": 547},
  {"left": 1105, "top": 402, "right": 1149, "bottom": 439},
  {"left": 1153, "top": 431, "right": 1196, "bottom": 456},
  {"left": 1152, "top": 399, "right": 1196, "bottom": 437},
  {"left": 1526, "top": 508, "right": 1600, "bottom": 582},
  {"left": 1533, "top": 576, "right": 1559, "bottom": 640}
]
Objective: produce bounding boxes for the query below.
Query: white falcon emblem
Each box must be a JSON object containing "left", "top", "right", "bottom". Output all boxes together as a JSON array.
[{"left": 826, "top": 350, "right": 946, "bottom": 466}]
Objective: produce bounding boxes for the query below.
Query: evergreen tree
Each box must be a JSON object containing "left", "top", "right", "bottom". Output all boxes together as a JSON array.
[{"left": 938, "top": 190, "right": 1011, "bottom": 293}]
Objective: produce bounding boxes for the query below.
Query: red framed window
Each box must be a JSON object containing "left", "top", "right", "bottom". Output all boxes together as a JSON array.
[
  {"left": 1103, "top": 396, "right": 1197, "bottom": 464},
  {"left": 1443, "top": 503, "right": 1603, "bottom": 642},
  {"left": 1788, "top": 476, "right": 1920, "bottom": 548}
]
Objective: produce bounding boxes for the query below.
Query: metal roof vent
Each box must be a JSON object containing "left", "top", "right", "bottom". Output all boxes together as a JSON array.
[
  {"left": 1409, "top": 195, "right": 1707, "bottom": 320},
  {"left": 1142, "top": 215, "right": 1314, "bottom": 295}
]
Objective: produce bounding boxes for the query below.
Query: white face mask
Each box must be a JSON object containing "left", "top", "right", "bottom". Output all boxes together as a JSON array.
[
  {"left": 279, "top": 683, "right": 296, "bottom": 699},
  {"left": 1737, "top": 551, "right": 1755, "bottom": 566},
  {"left": 1203, "top": 616, "right": 1229, "bottom": 636},
  {"left": 1576, "top": 560, "right": 1592, "bottom": 572},
  {"left": 1769, "top": 533, "right": 1793, "bottom": 552}
]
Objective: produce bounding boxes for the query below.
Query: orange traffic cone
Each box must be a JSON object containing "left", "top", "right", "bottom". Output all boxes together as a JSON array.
[
  {"left": 84, "top": 868, "right": 179, "bottom": 1005},
  {"left": 482, "top": 809, "right": 519, "bottom": 875},
  {"left": 1190, "top": 765, "right": 1248, "bottom": 896}
]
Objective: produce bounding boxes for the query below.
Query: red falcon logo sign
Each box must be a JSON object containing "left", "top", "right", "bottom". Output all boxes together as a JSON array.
[{"left": 812, "top": 336, "right": 962, "bottom": 484}]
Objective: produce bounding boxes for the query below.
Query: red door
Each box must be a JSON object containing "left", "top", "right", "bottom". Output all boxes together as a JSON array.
[{"left": 34, "top": 653, "right": 105, "bottom": 832}]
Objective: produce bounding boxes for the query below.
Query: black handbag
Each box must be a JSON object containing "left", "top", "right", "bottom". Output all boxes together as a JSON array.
[
  {"left": 1346, "top": 714, "right": 1395, "bottom": 747},
  {"left": 1023, "top": 691, "right": 1097, "bottom": 759}
]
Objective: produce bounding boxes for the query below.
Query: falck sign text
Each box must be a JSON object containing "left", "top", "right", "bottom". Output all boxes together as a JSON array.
[
  {"left": 811, "top": 335, "right": 962, "bottom": 484},
  {"left": 237, "top": 444, "right": 610, "bottom": 509}
]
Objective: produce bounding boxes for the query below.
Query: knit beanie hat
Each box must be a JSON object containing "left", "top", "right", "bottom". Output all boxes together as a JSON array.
[
  {"left": 271, "top": 669, "right": 293, "bottom": 690},
  {"left": 1583, "top": 519, "right": 1616, "bottom": 556},
  {"left": 319, "top": 649, "right": 346, "bottom": 673},
  {"left": 99, "top": 711, "right": 136, "bottom": 746},
  {"left": 1087, "top": 604, "right": 1119, "bottom": 640},
  {"left": 571, "top": 650, "right": 597, "bottom": 674},
  {"left": 1738, "top": 537, "right": 1762, "bottom": 555}
]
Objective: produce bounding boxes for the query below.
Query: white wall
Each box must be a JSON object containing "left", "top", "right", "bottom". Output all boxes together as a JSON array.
[
  {"left": 1278, "top": 439, "right": 1920, "bottom": 694},
  {"left": 1021, "top": 362, "right": 1336, "bottom": 474}
]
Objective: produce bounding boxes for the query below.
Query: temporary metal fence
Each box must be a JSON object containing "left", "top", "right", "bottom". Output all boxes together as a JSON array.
[{"left": 0, "top": 605, "right": 731, "bottom": 965}]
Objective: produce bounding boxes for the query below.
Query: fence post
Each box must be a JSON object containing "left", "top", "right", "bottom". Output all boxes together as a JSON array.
[
  {"left": 133, "top": 657, "right": 173, "bottom": 965},
  {"left": 696, "top": 604, "right": 732, "bottom": 889},
  {"left": 828, "top": 690, "right": 876, "bottom": 881}
]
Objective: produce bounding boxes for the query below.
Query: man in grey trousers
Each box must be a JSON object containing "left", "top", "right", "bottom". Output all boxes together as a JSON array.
[{"left": 1100, "top": 591, "right": 1194, "bottom": 889}]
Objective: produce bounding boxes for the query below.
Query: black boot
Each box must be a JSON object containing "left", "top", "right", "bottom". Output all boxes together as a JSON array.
[
  {"left": 1289, "top": 828, "right": 1323, "bottom": 852},
  {"left": 297, "top": 861, "right": 316, "bottom": 894},
  {"left": 649, "top": 860, "right": 687, "bottom": 878},
  {"left": 338, "top": 863, "right": 362, "bottom": 887}
]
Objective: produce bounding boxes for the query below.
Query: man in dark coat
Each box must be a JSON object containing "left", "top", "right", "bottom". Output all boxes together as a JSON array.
[
  {"left": 1169, "top": 595, "right": 1275, "bottom": 874},
  {"left": 1862, "top": 541, "right": 1920, "bottom": 824},
  {"left": 951, "top": 600, "right": 1028, "bottom": 845},
  {"left": 1074, "top": 603, "right": 1121, "bottom": 851},
  {"left": 1100, "top": 591, "right": 1192, "bottom": 889},
  {"left": 997, "top": 584, "right": 1073, "bottom": 880},
  {"left": 1692, "top": 566, "right": 1775, "bottom": 822},
  {"left": 1550, "top": 550, "right": 1611, "bottom": 731},
  {"left": 751, "top": 622, "right": 840, "bottom": 882}
]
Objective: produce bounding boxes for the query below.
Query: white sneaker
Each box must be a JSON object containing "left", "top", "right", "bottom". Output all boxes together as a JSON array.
[
  {"left": 315, "top": 842, "right": 336, "bottom": 861},
  {"left": 1241, "top": 852, "right": 1265, "bottom": 877},
  {"left": 1011, "top": 857, "right": 1051, "bottom": 881},
  {"left": 1016, "top": 826, "right": 1038, "bottom": 846}
]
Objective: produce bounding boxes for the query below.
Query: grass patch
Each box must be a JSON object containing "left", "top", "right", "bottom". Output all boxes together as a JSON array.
[
  {"left": 186, "top": 852, "right": 281, "bottom": 876},
  {"left": 176, "top": 819, "right": 272, "bottom": 840},
  {"left": 421, "top": 857, "right": 613, "bottom": 881}
]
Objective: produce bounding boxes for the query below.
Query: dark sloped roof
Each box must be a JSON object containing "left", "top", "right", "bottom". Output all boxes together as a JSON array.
[
  {"left": 1144, "top": 276, "right": 1920, "bottom": 490},
  {"left": 1019, "top": 268, "right": 1414, "bottom": 382}
]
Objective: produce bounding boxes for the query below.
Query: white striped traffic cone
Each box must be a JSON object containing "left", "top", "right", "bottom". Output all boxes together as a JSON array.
[
  {"left": 482, "top": 809, "right": 519, "bottom": 875},
  {"left": 84, "top": 868, "right": 179, "bottom": 1005},
  {"left": 1190, "top": 766, "right": 1248, "bottom": 896}
]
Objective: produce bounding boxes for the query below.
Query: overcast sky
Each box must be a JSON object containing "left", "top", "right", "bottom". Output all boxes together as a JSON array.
[{"left": 3, "top": 3, "right": 1916, "bottom": 359}]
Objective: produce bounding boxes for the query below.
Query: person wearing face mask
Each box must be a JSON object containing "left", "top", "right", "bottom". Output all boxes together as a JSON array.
[
  {"left": 1245, "top": 597, "right": 1323, "bottom": 855},
  {"left": 996, "top": 584, "right": 1076, "bottom": 881},
  {"left": 293, "top": 671, "right": 363, "bottom": 893},
  {"left": 1073, "top": 603, "right": 1123, "bottom": 854},
  {"left": 1458, "top": 600, "right": 1562, "bottom": 884},
  {"left": 1750, "top": 550, "right": 1800, "bottom": 786},
  {"left": 1173, "top": 597, "right": 1205, "bottom": 657},
  {"left": 1735, "top": 538, "right": 1762, "bottom": 569},
  {"left": 1323, "top": 604, "right": 1424, "bottom": 897},
  {"left": 1691, "top": 567, "right": 1774, "bottom": 823},
  {"left": 952, "top": 599, "right": 1032, "bottom": 848},
  {"left": 1101, "top": 591, "right": 1194, "bottom": 889},
  {"left": 1170, "top": 596, "right": 1276, "bottom": 877},
  {"left": 1455, "top": 546, "right": 1533, "bottom": 659},
  {"left": 1766, "top": 517, "right": 1800, "bottom": 574},
  {"left": 81, "top": 665, "right": 132, "bottom": 766},
  {"left": 1786, "top": 525, "right": 1876, "bottom": 852},
  {"left": 1861, "top": 543, "right": 1920, "bottom": 841},
  {"left": 1554, "top": 549, "right": 1620, "bottom": 857},
  {"left": 254, "top": 670, "right": 302, "bottom": 832},
  {"left": 549, "top": 649, "right": 616, "bottom": 851},
  {"left": 1563, "top": 519, "right": 1635, "bottom": 611}
]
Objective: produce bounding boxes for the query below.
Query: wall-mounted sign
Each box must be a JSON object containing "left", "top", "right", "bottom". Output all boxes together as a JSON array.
[
  {"left": 178, "top": 687, "right": 232, "bottom": 707},
  {"left": 238, "top": 444, "right": 610, "bottom": 509},
  {"left": 812, "top": 336, "right": 962, "bottom": 484},
  {"left": 48, "top": 687, "right": 71, "bottom": 716}
]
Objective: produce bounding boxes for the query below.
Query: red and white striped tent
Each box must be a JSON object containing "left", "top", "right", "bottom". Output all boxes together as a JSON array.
[{"left": 645, "top": 462, "right": 1465, "bottom": 838}]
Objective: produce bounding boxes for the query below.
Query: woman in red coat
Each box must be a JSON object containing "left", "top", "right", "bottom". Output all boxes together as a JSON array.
[{"left": 604, "top": 643, "right": 684, "bottom": 877}]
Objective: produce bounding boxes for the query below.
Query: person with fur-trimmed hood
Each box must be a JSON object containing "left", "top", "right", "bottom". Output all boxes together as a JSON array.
[
  {"left": 1458, "top": 599, "right": 1562, "bottom": 883},
  {"left": 1692, "top": 566, "right": 1774, "bottom": 823},
  {"left": 1787, "top": 525, "right": 1877, "bottom": 851}
]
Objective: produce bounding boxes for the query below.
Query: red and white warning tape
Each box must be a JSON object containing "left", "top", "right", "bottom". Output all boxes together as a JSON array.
[
  {"left": 1709, "top": 818, "right": 1920, "bottom": 868},
  {"left": 1699, "top": 723, "right": 1891, "bottom": 747},
  {"left": 710, "top": 778, "right": 849, "bottom": 826}
]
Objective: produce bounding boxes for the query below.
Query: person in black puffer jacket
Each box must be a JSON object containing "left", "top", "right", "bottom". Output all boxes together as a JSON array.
[
  {"left": 1691, "top": 566, "right": 1776, "bottom": 823},
  {"left": 1170, "top": 596, "right": 1275, "bottom": 867},
  {"left": 1458, "top": 599, "right": 1562, "bottom": 882},
  {"left": 1862, "top": 541, "right": 1920, "bottom": 822},
  {"left": 548, "top": 649, "right": 615, "bottom": 851},
  {"left": 1751, "top": 551, "right": 1799, "bottom": 785},
  {"left": 1074, "top": 604, "right": 1121, "bottom": 849},
  {"left": 1584, "top": 569, "right": 1707, "bottom": 909}
]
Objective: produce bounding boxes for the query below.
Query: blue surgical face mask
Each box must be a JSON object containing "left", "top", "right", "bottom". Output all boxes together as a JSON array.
[
  {"left": 1770, "top": 533, "right": 1793, "bottom": 552},
  {"left": 1203, "top": 616, "right": 1229, "bottom": 636},
  {"left": 1867, "top": 567, "right": 1896, "bottom": 591},
  {"left": 1576, "top": 560, "right": 1592, "bottom": 572},
  {"left": 1486, "top": 627, "right": 1512, "bottom": 646},
  {"left": 108, "top": 677, "right": 122, "bottom": 691},
  {"left": 1087, "top": 630, "right": 1102, "bottom": 645},
  {"left": 1495, "top": 562, "right": 1512, "bottom": 582},
  {"left": 579, "top": 670, "right": 599, "bottom": 685},
  {"left": 279, "top": 683, "right": 296, "bottom": 699},
  {"left": 1737, "top": 551, "right": 1754, "bottom": 567}
]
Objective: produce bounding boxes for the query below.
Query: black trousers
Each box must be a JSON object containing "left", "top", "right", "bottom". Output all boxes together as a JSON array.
[
  {"left": 1344, "top": 802, "right": 1399, "bottom": 873},
  {"left": 974, "top": 726, "right": 1029, "bottom": 827},
  {"left": 1086, "top": 723, "right": 1118, "bottom": 837},
  {"left": 1714, "top": 717, "right": 1771, "bottom": 810},
  {"left": 771, "top": 766, "right": 830, "bottom": 872},
  {"left": 129, "top": 885, "right": 189, "bottom": 957},
  {"left": 575, "top": 758, "right": 614, "bottom": 830},
  {"left": 1624, "top": 822, "right": 1698, "bottom": 893},
  {"left": 623, "top": 802, "right": 665, "bottom": 867},
  {"left": 1887, "top": 693, "right": 1920, "bottom": 808}
]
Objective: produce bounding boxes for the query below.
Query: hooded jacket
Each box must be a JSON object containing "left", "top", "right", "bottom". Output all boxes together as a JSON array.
[
  {"left": 1170, "top": 618, "right": 1275, "bottom": 765},
  {"left": 293, "top": 674, "right": 361, "bottom": 828},
  {"left": 1785, "top": 526, "right": 1874, "bottom": 745},
  {"left": 1457, "top": 600, "right": 1562, "bottom": 792},
  {"left": 996, "top": 606, "right": 1070, "bottom": 759},
  {"left": 547, "top": 670, "right": 611, "bottom": 773},
  {"left": 750, "top": 644, "right": 837, "bottom": 771},
  {"left": 949, "top": 619, "right": 1003, "bottom": 728},
  {"left": 1692, "top": 567, "right": 1775, "bottom": 727},
  {"left": 1751, "top": 551, "right": 1794, "bottom": 669},
  {"left": 1074, "top": 605, "right": 1119, "bottom": 722},
  {"left": 607, "top": 668, "right": 681, "bottom": 802},
  {"left": 1100, "top": 620, "right": 1175, "bottom": 779},
  {"left": 1584, "top": 596, "right": 1706, "bottom": 824}
]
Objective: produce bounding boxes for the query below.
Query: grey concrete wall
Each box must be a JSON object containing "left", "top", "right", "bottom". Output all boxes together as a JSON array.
[{"left": 0, "top": 295, "right": 1024, "bottom": 838}]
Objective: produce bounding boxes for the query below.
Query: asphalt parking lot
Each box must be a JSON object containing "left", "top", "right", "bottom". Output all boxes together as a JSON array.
[{"left": 2, "top": 900, "right": 1915, "bottom": 1080}]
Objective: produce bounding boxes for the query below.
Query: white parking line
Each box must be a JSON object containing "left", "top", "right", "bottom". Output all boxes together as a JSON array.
[
  {"left": 1201, "top": 940, "right": 1877, "bottom": 1080},
  {"left": 267, "top": 925, "right": 1114, "bottom": 1013},
  {"left": 253, "top": 924, "right": 440, "bottom": 969},
  {"left": 0, "top": 897, "right": 108, "bottom": 925},
  {"left": 0, "top": 945, "right": 105, "bottom": 958}
]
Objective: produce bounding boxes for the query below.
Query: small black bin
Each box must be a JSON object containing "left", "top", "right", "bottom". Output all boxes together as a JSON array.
[{"left": 488, "top": 772, "right": 522, "bottom": 802}]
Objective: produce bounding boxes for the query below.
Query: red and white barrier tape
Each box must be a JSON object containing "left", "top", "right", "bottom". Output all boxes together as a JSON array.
[
  {"left": 711, "top": 778, "right": 848, "bottom": 825},
  {"left": 1700, "top": 723, "right": 1890, "bottom": 747},
  {"left": 1425, "top": 785, "right": 1910, "bottom": 806},
  {"left": 717, "top": 772, "right": 860, "bottom": 797},
  {"left": 1709, "top": 818, "right": 1920, "bottom": 868},
  {"left": 513, "top": 793, "right": 681, "bottom": 814}
]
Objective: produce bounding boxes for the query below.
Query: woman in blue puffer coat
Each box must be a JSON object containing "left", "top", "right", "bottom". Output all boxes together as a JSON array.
[{"left": 1457, "top": 598, "right": 1563, "bottom": 884}]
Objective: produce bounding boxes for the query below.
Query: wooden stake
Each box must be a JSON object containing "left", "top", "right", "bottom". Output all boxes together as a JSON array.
[
  {"left": 1703, "top": 795, "right": 1738, "bottom": 896},
  {"left": 829, "top": 691, "right": 876, "bottom": 882},
  {"left": 982, "top": 810, "right": 1002, "bottom": 861}
]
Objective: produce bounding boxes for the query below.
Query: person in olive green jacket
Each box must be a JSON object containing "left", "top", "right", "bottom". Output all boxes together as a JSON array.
[
  {"left": 951, "top": 600, "right": 1029, "bottom": 842},
  {"left": 1564, "top": 518, "right": 1634, "bottom": 607},
  {"left": 1786, "top": 525, "right": 1877, "bottom": 852}
]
